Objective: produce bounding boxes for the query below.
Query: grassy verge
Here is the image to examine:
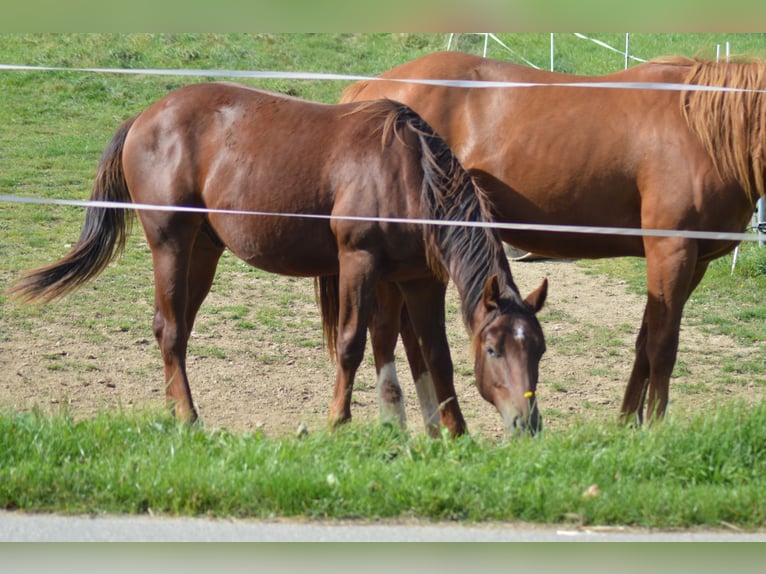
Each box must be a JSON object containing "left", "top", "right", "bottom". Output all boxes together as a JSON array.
[{"left": 2, "top": 401, "right": 765, "bottom": 528}]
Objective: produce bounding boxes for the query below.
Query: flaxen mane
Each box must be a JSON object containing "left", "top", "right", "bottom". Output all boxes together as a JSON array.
[{"left": 667, "top": 55, "right": 766, "bottom": 204}]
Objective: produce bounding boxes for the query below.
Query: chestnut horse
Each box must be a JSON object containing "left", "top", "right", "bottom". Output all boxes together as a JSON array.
[
  {"left": 9, "top": 83, "right": 547, "bottom": 437},
  {"left": 340, "top": 52, "right": 765, "bottom": 425}
]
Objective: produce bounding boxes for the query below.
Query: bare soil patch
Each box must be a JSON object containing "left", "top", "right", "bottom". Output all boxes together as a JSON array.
[{"left": 1, "top": 255, "right": 760, "bottom": 439}]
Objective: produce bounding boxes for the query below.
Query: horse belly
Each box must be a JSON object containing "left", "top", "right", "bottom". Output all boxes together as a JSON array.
[
  {"left": 210, "top": 216, "right": 340, "bottom": 277},
  {"left": 476, "top": 162, "right": 647, "bottom": 259}
]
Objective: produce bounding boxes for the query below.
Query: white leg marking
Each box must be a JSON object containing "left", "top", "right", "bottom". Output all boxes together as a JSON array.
[
  {"left": 414, "top": 372, "right": 441, "bottom": 437},
  {"left": 377, "top": 362, "right": 406, "bottom": 428}
]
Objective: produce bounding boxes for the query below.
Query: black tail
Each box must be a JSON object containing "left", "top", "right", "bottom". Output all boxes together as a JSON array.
[
  {"left": 7, "top": 116, "right": 138, "bottom": 303},
  {"left": 315, "top": 276, "right": 340, "bottom": 362}
]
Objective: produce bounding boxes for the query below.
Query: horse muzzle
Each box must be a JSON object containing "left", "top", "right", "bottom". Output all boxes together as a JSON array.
[{"left": 502, "top": 392, "right": 542, "bottom": 437}]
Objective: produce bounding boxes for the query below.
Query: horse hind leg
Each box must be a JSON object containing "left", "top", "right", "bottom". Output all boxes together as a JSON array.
[
  {"left": 144, "top": 214, "right": 216, "bottom": 423},
  {"left": 184, "top": 223, "right": 225, "bottom": 334}
]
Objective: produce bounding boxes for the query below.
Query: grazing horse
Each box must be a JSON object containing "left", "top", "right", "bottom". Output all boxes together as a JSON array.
[
  {"left": 340, "top": 52, "right": 766, "bottom": 425},
  {"left": 8, "top": 83, "right": 547, "bottom": 436}
]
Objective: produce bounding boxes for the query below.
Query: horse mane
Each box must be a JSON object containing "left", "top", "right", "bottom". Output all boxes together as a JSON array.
[
  {"left": 357, "top": 99, "right": 517, "bottom": 328},
  {"left": 669, "top": 55, "right": 766, "bottom": 203}
]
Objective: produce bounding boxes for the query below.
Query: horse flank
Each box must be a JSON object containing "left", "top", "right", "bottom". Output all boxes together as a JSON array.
[
  {"left": 12, "top": 95, "right": 510, "bottom": 354},
  {"left": 674, "top": 55, "right": 766, "bottom": 204}
]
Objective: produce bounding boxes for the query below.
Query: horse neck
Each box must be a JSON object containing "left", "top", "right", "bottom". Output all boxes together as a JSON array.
[{"left": 682, "top": 57, "right": 766, "bottom": 204}]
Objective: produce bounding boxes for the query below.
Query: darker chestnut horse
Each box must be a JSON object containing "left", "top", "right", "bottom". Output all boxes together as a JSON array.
[
  {"left": 9, "top": 83, "right": 547, "bottom": 437},
  {"left": 341, "top": 52, "right": 766, "bottom": 425}
]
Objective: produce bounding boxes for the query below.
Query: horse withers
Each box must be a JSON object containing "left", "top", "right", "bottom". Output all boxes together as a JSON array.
[
  {"left": 9, "top": 83, "right": 547, "bottom": 437},
  {"left": 341, "top": 52, "right": 765, "bottom": 425}
]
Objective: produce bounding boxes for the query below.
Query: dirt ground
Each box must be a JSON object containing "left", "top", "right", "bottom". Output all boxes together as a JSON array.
[{"left": 1, "top": 253, "right": 761, "bottom": 440}]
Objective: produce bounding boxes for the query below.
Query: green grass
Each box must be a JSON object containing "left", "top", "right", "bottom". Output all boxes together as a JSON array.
[{"left": 1, "top": 401, "right": 765, "bottom": 527}]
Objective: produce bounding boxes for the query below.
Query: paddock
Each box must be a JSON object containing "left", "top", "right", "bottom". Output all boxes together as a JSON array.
[{"left": 2, "top": 245, "right": 759, "bottom": 438}]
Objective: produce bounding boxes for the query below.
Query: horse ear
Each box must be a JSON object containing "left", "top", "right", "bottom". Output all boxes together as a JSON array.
[
  {"left": 525, "top": 278, "right": 548, "bottom": 313},
  {"left": 482, "top": 274, "right": 501, "bottom": 311}
]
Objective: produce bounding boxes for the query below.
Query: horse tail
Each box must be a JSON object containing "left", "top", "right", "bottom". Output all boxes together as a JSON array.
[
  {"left": 7, "top": 115, "right": 139, "bottom": 304},
  {"left": 315, "top": 275, "right": 339, "bottom": 362}
]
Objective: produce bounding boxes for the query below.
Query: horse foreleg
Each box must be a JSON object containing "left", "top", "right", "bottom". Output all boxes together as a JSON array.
[
  {"left": 370, "top": 281, "right": 441, "bottom": 436},
  {"left": 327, "top": 251, "right": 380, "bottom": 428},
  {"left": 626, "top": 239, "right": 703, "bottom": 423},
  {"left": 368, "top": 282, "right": 407, "bottom": 429},
  {"left": 400, "top": 306, "right": 441, "bottom": 437},
  {"left": 645, "top": 256, "right": 710, "bottom": 421},
  {"left": 398, "top": 279, "right": 467, "bottom": 437}
]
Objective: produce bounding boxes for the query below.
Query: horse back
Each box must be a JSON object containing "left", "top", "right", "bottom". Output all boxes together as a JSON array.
[{"left": 120, "top": 83, "right": 432, "bottom": 276}]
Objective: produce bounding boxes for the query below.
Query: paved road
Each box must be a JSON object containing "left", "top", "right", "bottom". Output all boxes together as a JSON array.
[{"left": 2, "top": 511, "right": 765, "bottom": 541}]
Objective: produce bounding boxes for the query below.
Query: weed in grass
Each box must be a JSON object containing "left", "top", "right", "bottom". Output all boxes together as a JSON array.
[
  {"left": 671, "top": 359, "right": 693, "bottom": 379},
  {"left": 223, "top": 305, "right": 250, "bottom": 321},
  {"left": 675, "top": 381, "right": 712, "bottom": 395},
  {"left": 722, "top": 357, "right": 766, "bottom": 377}
]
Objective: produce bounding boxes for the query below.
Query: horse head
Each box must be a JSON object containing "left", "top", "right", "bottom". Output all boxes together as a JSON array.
[{"left": 472, "top": 275, "right": 548, "bottom": 436}]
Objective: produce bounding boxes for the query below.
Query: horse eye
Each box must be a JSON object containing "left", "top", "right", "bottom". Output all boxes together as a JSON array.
[{"left": 486, "top": 346, "right": 500, "bottom": 358}]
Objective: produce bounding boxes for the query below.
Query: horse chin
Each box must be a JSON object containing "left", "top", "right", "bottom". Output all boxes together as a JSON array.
[{"left": 503, "top": 407, "right": 542, "bottom": 437}]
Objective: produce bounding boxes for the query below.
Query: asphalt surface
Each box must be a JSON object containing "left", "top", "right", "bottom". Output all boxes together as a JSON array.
[{"left": 2, "top": 510, "right": 766, "bottom": 541}]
